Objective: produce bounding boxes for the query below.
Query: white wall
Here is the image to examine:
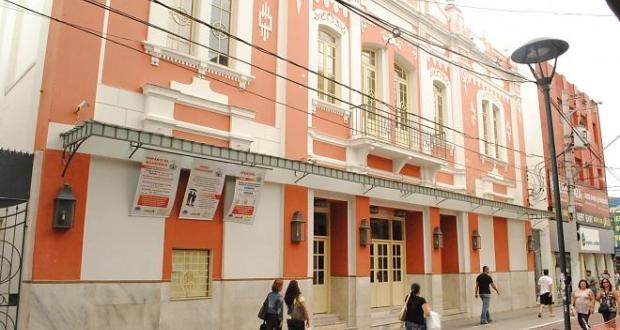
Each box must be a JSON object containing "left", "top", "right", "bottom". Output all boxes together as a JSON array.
[
  {"left": 520, "top": 81, "right": 547, "bottom": 211},
  {"left": 478, "top": 215, "right": 496, "bottom": 271},
  {"left": 222, "top": 182, "right": 283, "bottom": 278},
  {"left": 0, "top": 0, "right": 51, "bottom": 151},
  {"left": 81, "top": 156, "right": 165, "bottom": 280},
  {"left": 508, "top": 220, "right": 527, "bottom": 271}
]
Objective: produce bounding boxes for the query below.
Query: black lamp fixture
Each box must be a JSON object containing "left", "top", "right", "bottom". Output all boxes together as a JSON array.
[
  {"left": 359, "top": 219, "right": 371, "bottom": 246},
  {"left": 53, "top": 184, "right": 76, "bottom": 229},
  {"left": 290, "top": 211, "right": 306, "bottom": 243},
  {"left": 527, "top": 235, "right": 535, "bottom": 252},
  {"left": 512, "top": 37, "right": 570, "bottom": 330},
  {"left": 433, "top": 226, "right": 443, "bottom": 249},
  {"left": 471, "top": 230, "right": 481, "bottom": 250}
]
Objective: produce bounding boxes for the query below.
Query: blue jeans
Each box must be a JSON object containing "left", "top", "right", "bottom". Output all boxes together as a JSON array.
[
  {"left": 405, "top": 321, "right": 426, "bottom": 330},
  {"left": 480, "top": 294, "right": 491, "bottom": 323}
]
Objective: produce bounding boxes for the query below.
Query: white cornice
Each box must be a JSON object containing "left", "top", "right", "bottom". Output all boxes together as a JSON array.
[{"left": 311, "top": 98, "right": 352, "bottom": 123}]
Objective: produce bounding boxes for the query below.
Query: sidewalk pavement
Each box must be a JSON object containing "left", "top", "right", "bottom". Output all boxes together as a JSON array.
[{"left": 444, "top": 306, "right": 606, "bottom": 330}]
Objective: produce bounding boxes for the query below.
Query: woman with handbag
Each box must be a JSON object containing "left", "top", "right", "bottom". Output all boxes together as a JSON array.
[
  {"left": 571, "top": 279, "right": 595, "bottom": 330},
  {"left": 596, "top": 278, "right": 619, "bottom": 326},
  {"left": 401, "top": 283, "right": 431, "bottom": 330},
  {"left": 262, "top": 279, "right": 285, "bottom": 330},
  {"left": 284, "top": 280, "right": 310, "bottom": 330}
]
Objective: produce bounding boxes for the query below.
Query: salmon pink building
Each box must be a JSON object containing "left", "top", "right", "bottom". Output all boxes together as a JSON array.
[{"left": 2, "top": 0, "right": 553, "bottom": 329}]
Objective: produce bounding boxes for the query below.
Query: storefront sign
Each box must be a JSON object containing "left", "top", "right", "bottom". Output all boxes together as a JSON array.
[
  {"left": 225, "top": 168, "right": 265, "bottom": 224},
  {"left": 580, "top": 227, "right": 601, "bottom": 252},
  {"left": 131, "top": 151, "right": 181, "bottom": 217},
  {"left": 179, "top": 159, "right": 227, "bottom": 220},
  {"left": 575, "top": 211, "right": 611, "bottom": 228}
]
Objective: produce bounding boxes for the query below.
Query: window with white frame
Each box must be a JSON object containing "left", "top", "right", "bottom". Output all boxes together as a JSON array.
[
  {"left": 433, "top": 81, "right": 446, "bottom": 134},
  {"left": 171, "top": 249, "right": 211, "bottom": 299},
  {"left": 362, "top": 49, "right": 377, "bottom": 118},
  {"left": 318, "top": 30, "right": 337, "bottom": 103},
  {"left": 166, "top": 0, "right": 195, "bottom": 54},
  {"left": 480, "top": 99, "right": 504, "bottom": 160},
  {"left": 208, "top": 0, "right": 232, "bottom": 66},
  {"left": 394, "top": 64, "right": 408, "bottom": 128}
]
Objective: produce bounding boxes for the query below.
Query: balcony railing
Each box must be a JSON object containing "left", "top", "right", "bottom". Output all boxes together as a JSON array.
[{"left": 352, "top": 105, "right": 449, "bottom": 161}]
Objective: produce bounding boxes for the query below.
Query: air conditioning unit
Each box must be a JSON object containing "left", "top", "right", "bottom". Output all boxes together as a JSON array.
[{"left": 573, "top": 126, "right": 590, "bottom": 150}]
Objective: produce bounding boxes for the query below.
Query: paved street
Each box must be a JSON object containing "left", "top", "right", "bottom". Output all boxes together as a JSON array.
[{"left": 444, "top": 306, "right": 607, "bottom": 330}]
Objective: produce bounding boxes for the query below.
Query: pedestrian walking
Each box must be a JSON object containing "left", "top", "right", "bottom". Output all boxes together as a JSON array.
[
  {"left": 475, "top": 266, "right": 500, "bottom": 325},
  {"left": 259, "top": 279, "right": 285, "bottom": 330},
  {"left": 284, "top": 280, "right": 310, "bottom": 330},
  {"left": 615, "top": 270, "right": 620, "bottom": 288},
  {"left": 571, "top": 279, "right": 595, "bottom": 330},
  {"left": 401, "top": 283, "right": 432, "bottom": 330},
  {"left": 586, "top": 270, "right": 598, "bottom": 298},
  {"left": 601, "top": 269, "right": 611, "bottom": 281},
  {"left": 537, "top": 269, "right": 555, "bottom": 318},
  {"left": 596, "top": 278, "right": 619, "bottom": 326}
]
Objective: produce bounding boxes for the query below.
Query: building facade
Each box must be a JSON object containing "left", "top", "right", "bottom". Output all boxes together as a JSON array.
[
  {"left": 7, "top": 0, "right": 552, "bottom": 329},
  {"left": 530, "top": 64, "right": 613, "bottom": 291}
]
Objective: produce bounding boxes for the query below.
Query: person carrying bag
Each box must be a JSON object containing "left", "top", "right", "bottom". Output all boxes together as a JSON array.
[
  {"left": 399, "top": 283, "right": 435, "bottom": 330},
  {"left": 284, "top": 280, "right": 310, "bottom": 330}
]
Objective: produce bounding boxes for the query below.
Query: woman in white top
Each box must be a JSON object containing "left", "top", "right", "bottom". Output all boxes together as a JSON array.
[{"left": 571, "top": 279, "right": 595, "bottom": 330}]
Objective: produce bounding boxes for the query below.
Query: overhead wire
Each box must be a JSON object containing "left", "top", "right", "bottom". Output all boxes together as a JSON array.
[
  {"left": 76, "top": 0, "right": 552, "bottom": 181},
  {"left": 418, "top": 0, "right": 615, "bottom": 17},
  {"left": 150, "top": 0, "right": 548, "bottom": 161},
  {"left": 3, "top": 0, "right": 548, "bottom": 189}
]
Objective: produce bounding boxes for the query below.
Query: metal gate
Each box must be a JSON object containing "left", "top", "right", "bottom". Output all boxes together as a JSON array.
[{"left": 0, "top": 199, "right": 27, "bottom": 330}]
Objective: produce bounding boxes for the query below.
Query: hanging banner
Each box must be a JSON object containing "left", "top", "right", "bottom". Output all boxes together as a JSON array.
[
  {"left": 179, "top": 159, "right": 227, "bottom": 220},
  {"left": 131, "top": 151, "right": 181, "bottom": 217},
  {"left": 225, "top": 168, "right": 266, "bottom": 224}
]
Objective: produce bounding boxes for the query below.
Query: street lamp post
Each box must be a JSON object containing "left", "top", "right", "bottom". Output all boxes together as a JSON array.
[{"left": 511, "top": 38, "right": 571, "bottom": 330}]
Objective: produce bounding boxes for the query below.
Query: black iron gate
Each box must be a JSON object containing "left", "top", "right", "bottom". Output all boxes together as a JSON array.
[{"left": 0, "top": 199, "right": 27, "bottom": 330}]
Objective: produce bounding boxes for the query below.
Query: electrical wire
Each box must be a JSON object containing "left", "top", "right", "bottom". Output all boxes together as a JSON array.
[
  {"left": 75, "top": 0, "right": 552, "bottom": 181},
  {"left": 148, "top": 0, "right": 548, "bottom": 161},
  {"left": 418, "top": 0, "right": 615, "bottom": 17},
  {"left": 2, "top": 0, "right": 549, "bottom": 190}
]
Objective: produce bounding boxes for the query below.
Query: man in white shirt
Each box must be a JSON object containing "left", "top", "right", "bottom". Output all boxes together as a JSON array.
[{"left": 538, "top": 269, "right": 554, "bottom": 318}]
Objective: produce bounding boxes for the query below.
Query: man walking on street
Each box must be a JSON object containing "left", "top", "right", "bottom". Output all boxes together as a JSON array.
[
  {"left": 585, "top": 270, "right": 598, "bottom": 298},
  {"left": 475, "top": 266, "right": 500, "bottom": 325},
  {"left": 537, "top": 269, "right": 555, "bottom": 318}
]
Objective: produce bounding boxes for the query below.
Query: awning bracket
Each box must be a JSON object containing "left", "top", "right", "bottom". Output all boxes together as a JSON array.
[
  {"left": 61, "top": 137, "right": 88, "bottom": 177},
  {"left": 128, "top": 143, "right": 144, "bottom": 159},
  {"left": 435, "top": 198, "right": 447, "bottom": 206},
  {"left": 294, "top": 171, "right": 310, "bottom": 183},
  {"left": 363, "top": 184, "right": 376, "bottom": 195}
]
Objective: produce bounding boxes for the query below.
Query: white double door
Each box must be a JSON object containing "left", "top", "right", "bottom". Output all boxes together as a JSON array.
[
  {"left": 313, "top": 237, "right": 329, "bottom": 314},
  {"left": 370, "top": 240, "right": 404, "bottom": 307}
]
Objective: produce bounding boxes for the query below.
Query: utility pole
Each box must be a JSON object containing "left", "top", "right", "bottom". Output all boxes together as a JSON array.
[{"left": 561, "top": 91, "right": 582, "bottom": 288}]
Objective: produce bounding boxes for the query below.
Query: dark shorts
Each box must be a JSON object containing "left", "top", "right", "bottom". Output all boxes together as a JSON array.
[{"left": 540, "top": 292, "right": 553, "bottom": 305}]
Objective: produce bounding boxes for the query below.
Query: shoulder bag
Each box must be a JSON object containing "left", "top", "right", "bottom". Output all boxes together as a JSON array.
[
  {"left": 258, "top": 295, "right": 269, "bottom": 320},
  {"left": 398, "top": 294, "right": 412, "bottom": 322},
  {"left": 598, "top": 292, "right": 611, "bottom": 314}
]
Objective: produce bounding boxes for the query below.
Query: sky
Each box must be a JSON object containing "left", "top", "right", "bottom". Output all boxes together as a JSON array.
[{"left": 455, "top": 0, "right": 620, "bottom": 198}]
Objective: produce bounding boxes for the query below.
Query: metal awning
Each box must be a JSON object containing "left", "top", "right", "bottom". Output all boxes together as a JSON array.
[{"left": 60, "top": 121, "right": 553, "bottom": 219}]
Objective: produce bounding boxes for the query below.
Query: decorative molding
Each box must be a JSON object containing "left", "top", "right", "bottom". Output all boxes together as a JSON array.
[
  {"left": 311, "top": 98, "right": 352, "bottom": 123},
  {"left": 143, "top": 83, "right": 255, "bottom": 120},
  {"left": 297, "top": 0, "right": 302, "bottom": 15},
  {"left": 308, "top": 128, "right": 348, "bottom": 147},
  {"left": 143, "top": 42, "right": 255, "bottom": 89},
  {"left": 361, "top": 18, "right": 375, "bottom": 32},
  {"left": 313, "top": 9, "right": 347, "bottom": 35},
  {"left": 429, "top": 69, "right": 450, "bottom": 88},
  {"left": 258, "top": 2, "right": 273, "bottom": 42}
]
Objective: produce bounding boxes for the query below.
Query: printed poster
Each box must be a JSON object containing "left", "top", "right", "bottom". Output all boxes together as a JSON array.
[
  {"left": 131, "top": 151, "right": 181, "bottom": 217},
  {"left": 225, "top": 168, "right": 266, "bottom": 224},
  {"left": 179, "top": 159, "right": 227, "bottom": 220}
]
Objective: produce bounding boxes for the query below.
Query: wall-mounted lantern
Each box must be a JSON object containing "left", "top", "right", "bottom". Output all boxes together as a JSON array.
[
  {"left": 471, "top": 230, "right": 482, "bottom": 250},
  {"left": 359, "top": 219, "right": 371, "bottom": 246},
  {"left": 370, "top": 206, "right": 379, "bottom": 214},
  {"left": 53, "top": 184, "right": 76, "bottom": 229},
  {"left": 527, "top": 234, "right": 535, "bottom": 252},
  {"left": 433, "top": 226, "right": 443, "bottom": 249},
  {"left": 291, "top": 211, "right": 306, "bottom": 243}
]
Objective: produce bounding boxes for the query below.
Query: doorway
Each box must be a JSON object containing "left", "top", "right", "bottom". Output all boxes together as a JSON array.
[
  {"left": 370, "top": 217, "right": 405, "bottom": 307},
  {"left": 313, "top": 203, "right": 330, "bottom": 314}
]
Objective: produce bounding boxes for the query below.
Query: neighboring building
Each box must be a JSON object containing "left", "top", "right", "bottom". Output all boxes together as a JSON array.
[
  {"left": 7, "top": 1, "right": 551, "bottom": 329},
  {"left": 532, "top": 64, "right": 613, "bottom": 290},
  {"left": 610, "top": 197, "right": 620, "bottom": 270}
]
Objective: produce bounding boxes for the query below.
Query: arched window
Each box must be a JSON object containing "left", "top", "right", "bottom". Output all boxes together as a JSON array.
[
  {"left": 166, "top": 0, "right": 196, "bottom": 54},
  {"left": 394, "top": 64, "right": 408, "bottom": 128},
  {"left": 433, "top": 81, "right": 446, "bottom": 134},
  {"left": 362, "top": 49, "right": 377, "bottom": 117},
  {"left": 318, "top": 30, "right": 337, "bottom": 103}
]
